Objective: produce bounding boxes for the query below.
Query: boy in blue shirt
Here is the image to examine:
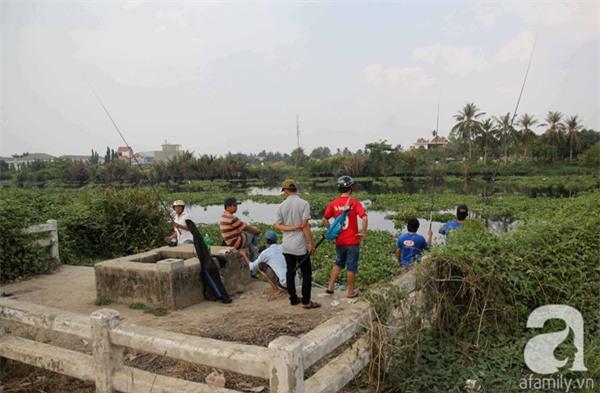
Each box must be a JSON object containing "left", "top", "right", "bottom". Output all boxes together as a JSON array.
[
  {"left": 396, "top": 218, "right": 432, "bottom": 268},
  {"left": 439, "top": 204, "right": 468, "bottom": 237}
]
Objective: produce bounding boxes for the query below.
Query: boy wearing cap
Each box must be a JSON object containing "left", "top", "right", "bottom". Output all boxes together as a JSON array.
[
  {"left": 248, "top": 231, "right": 294, "bottom": 299},
  {"left": 220, "top": 197, "right": 261, "bottom": 260},
  {"left": 396, "top": 217, "right": 432, "bottom": 269},
  {"left": 275, "top": 179, "right": 320, "bottom": 309},
  {"left": 323, "top": 175, "right": 368, "bottom": 298},
  {"left": 164, "top": 200, "right": 193, "bottom": 245},
  {"left": 439, "top": 204, "right": 469, "bottom": 237}
]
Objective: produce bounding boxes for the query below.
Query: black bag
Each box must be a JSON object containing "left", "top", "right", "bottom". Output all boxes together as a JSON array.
[{"left": 185, "top": 220, "right": 232, "bottom": 304}]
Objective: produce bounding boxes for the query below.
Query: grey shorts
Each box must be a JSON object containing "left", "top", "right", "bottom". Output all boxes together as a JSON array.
[{"left": 258, "top": 262, "right": 285, "bottom": 289}]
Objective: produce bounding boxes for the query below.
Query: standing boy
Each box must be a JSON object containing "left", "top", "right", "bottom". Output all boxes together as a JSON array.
[
  {"left": 322, "top": 176, "right": 368, "bottom": 298},
  {"left": 274, "top": 179, "right": 320, "bottom": 309},
  {"left": 439, "top": 204, "right": 469, "bottom": 237},
  {"left": 396, "top": 217, "right": 432, "bottom": 269}
]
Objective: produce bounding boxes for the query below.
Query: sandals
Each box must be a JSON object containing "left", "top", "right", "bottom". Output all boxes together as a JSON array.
[
  {"left": 302, "top": 301, "right": 321, "bottom": 309},
  {"left": 346, "top": 290, "right": 360, "bottom": 299},
  {"left": 325, "top": 289, "right": 334, "bottom": 295}
]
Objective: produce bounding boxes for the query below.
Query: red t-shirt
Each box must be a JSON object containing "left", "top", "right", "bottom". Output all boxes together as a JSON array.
[{"left": 323, "top": 196, "right": 367, "bottom": 247}]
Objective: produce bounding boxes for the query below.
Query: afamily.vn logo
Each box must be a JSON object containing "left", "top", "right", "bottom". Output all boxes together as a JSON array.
[{"left": 519, "top": 305, "right": 594, "bottom": 391}]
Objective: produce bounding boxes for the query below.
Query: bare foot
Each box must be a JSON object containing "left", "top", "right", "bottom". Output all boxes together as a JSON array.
[{"left": 268, "top": 289, "right": 285, "bottom": 301}]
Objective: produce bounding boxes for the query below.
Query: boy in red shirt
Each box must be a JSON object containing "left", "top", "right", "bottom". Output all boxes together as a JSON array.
[{"left": 322, "top": 176, "right": 368, "bottom": 298}]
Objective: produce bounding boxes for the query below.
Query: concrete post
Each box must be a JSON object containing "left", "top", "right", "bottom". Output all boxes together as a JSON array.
[
  {"left": 47, "top": 219, "right": 60, "bottom": 263},
  {"left": 0, "top": 318, "right": 6, "bottom": 376},
  {"left": 90, "top": 309, "right": 123, "bottom": 393},
  {"left": 268, "top": 336, "right": 304, "bottom": 393}
]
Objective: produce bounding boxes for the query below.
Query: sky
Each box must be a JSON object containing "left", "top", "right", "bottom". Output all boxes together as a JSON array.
[{"left": 0, "top": 0, "right": 598, "bottom": 157}]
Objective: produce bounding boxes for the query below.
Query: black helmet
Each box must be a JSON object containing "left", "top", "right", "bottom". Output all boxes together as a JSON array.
[{"left": 337, "top": 175, "right": 354, "bottom": 189}]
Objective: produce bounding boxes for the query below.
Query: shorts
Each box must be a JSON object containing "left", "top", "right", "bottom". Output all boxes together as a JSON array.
[
  {"left": 258, "top": 262, "right": 286, "bottom": 289},
  {"left": 335, "top": 245, "right": 359, "bottom": 273},
  {"left": 182, "top": 239, "right": 194, "bottom": 244}
]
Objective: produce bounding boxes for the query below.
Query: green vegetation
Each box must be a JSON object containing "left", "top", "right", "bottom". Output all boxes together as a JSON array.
[
  {"left": 1, "top": 167, "right": 597, "bottom": 391},
  {"left": 380, "top": 192, "right": 600, "bottom": 392},
  {"left": 1, "top": 110, "right": 598, "bottom": 187},
  {"left": 128, "top": 302, "right": 169, "bottom": 316},
  {"left": 94, "top": 295, "right": 112, "bottom": 306},
  {"left": 0, "top": 187, "right": 170, "bottom": 281}
]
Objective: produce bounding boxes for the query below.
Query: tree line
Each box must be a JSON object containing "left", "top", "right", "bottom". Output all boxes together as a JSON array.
[{"left": 2, "top": 103, "right": 598, "bottom": 185}]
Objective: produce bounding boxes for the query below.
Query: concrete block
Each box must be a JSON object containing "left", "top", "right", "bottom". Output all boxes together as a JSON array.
[
  {"left": 268, "top": 336, "right": 304, "bottom": 393},
  {"left": 94, "top": 246, "right": 252, "bottom": 310},
  {"left": 91, "top": 309, "right": 123, "bottom": 393},
  {"left": 156, "top": 258, "right": 184, "bottom": 272}
]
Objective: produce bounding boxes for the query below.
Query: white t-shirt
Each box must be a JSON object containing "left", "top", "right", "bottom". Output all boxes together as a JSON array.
[
  {"left": 275, "top": 195, "right": 311, "bottom": 255},
  {"left": 248, "top": 244, "right": 295, "bottom": 286},
  {"left": 174, "top": 211, "right": 193, "bottom": 244}
]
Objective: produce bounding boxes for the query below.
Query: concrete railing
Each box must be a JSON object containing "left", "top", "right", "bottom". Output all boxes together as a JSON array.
[
  {"left": 0, "top": 270, "right": 420, "bottom": 393},
  {"left": 23, "top": 219, "right": 60, "bottom": 263}
]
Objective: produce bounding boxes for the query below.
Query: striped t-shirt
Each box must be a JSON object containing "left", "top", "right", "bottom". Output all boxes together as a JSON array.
[{"left": 220, "top": 211, "right": 248, "bottom": 249}]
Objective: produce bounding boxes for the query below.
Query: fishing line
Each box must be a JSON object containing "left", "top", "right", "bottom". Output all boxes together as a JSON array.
[
  {"left": 483, "top": 35, "right": 537, "bottom": 222},
  {"left": 84, "top": 78, "right": 171, "bottom": 213}
]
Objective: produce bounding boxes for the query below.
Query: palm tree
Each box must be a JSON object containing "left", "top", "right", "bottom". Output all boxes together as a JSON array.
[
  {"left": 565, "top": 115, "right": 583, "bottom": 161},
  {"left": 475, "top": 118, "right": 497, "bottom": 163},
  {"left": 517, "top": 113, "right": 538, "bottom": 159},
  {"left": 493, "top": 113, "right": 516, "bottom": 163},
  {"left": 540, "top": 111, "right": 565, "bottom": 159},
  {"left": 452, "top": 103, "right": 485, "bottom": 160}
]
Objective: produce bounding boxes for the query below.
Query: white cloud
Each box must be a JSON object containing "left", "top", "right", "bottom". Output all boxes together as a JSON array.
[
  {"left": 364, "top": 64, "right": 434, "bottom": 91},
  {"left": 503, "top": 1, "right": 599, "bottom": 43},
  {"left": 496, "top": 30, "right": 535, "bottom": 63},
  {"left": 364, "top": 64, "right": 383, "bottom": 84},
  {"left": 384, "top": 67, "right": 434, "bottom": 91},
  {"left": 412, "top": 44, "right": 489, "bottom": 77}
]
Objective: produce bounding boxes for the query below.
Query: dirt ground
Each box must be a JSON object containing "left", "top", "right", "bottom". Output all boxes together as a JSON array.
[{"left": 0, "top": 265, "right": 361, "bottom": 392}]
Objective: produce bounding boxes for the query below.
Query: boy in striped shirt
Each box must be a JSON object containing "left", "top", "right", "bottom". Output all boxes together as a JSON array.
[{"left": 220, "top": 197, "right": 261, "bottom": 261}]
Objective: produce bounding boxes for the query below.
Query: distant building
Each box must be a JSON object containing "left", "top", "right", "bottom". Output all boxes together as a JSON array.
[
  {"left": 154, "top": 141, "right": 182, "bottom": 162},
  {"left": 134, "top": 151, "right": 155, "bottom": 165},
  {"left": 3, "top": 153, "right": 55, "bottom": 170},
  {"left": 60, "top": 155, "right": 91, "bottom": 163},
  {"left": 410, "top": 135, "right": 448, "bottom": 150},
  {"left": 117, "top": 146, "right": 134, "bottom": 162},
  {"left": 412, "top": 138, "right": 429, "bottom": 150},
  {"left": 428, "top": 135, "right": 449, "bottom": 149}
]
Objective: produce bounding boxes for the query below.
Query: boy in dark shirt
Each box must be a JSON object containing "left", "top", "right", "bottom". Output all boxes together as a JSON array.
[
  {"left": 439, "top": 204, "right": 468, "bottom": 237},
  {"left": 396, "top": 217, "right": 432, "bottom": 269}
]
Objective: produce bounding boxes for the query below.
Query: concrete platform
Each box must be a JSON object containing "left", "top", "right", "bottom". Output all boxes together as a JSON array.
[{"left": 94, "top": 245, "right": 252, "bottom": 310}]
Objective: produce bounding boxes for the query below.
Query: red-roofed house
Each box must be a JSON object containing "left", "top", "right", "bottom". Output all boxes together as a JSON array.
[{"left": 117, "top": 146, "right": 133, "bottom": 161}]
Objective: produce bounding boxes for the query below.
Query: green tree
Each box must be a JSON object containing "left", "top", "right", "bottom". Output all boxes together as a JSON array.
[
  {"left": 565, "top": 115, "right": 583, "bottom": 161},
  {"left": 451, "top": 103, "right": 484, "bottom": 160},
  {"left": 309, "top": 146, "right": 331, "bottom": 159},
  {"left": 493, "top": 113, "right": 517, "bottom": 163},
  {"left": 517, "top": 113, "right": 538, "bottom": 159},
  {"left": 540, "top": 111, "right": 565, "bottom": 160},
  {"left": 90, "top": 149, "right": 100, "bottom": 165},
  {"left": 475, "top": 118, "right": 497, "bottom": 163},
  {"left": 290, "top": 147, "right": 308, "bottom": 167},
  {"left": 365, "top": 140, "right": 394, "bottom": 176}
]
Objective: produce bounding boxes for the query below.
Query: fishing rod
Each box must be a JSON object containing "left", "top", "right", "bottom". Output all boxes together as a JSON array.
[
  {"left": 429, "top": 96, "right": 440, "bottom": 233},
  {"left": 483, "top": 35, "right": 537, "bottom": 221},
  {"left": 429, "top": 159, "right": 438, "bottom": 233},
  {"left": 85, "top": 80, "right": 171, "bottom": 213}
]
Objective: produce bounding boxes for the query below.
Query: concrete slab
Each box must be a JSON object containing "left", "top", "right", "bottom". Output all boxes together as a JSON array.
[{"left": 94, "top": 245, "right": 252, "bottom": 310}]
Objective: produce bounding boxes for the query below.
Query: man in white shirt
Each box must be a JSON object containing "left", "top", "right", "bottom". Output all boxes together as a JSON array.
[
  {"left": 163, "top": 200, "right": 193, "bottom": 245},
  {"left": 248, "top": 231, "right": 293, "bottom": 299}
]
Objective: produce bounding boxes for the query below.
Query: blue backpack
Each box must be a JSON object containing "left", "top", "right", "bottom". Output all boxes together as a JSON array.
[{"left": 325, "top": 204, "right": 353, "bottom": 240}]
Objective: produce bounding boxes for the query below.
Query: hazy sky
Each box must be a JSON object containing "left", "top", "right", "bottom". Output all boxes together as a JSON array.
[{"left": 1, "top": 0, "right": 598, "bottom": 157}]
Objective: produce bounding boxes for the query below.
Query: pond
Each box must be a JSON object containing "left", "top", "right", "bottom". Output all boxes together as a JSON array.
[{"left": 185, "top": 200, "right": 447, "bottom": 243}]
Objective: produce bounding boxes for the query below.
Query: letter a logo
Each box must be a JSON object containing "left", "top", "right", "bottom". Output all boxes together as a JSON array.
[{"left": 524, "top": 305, "right": 587, "bottom": 375}]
